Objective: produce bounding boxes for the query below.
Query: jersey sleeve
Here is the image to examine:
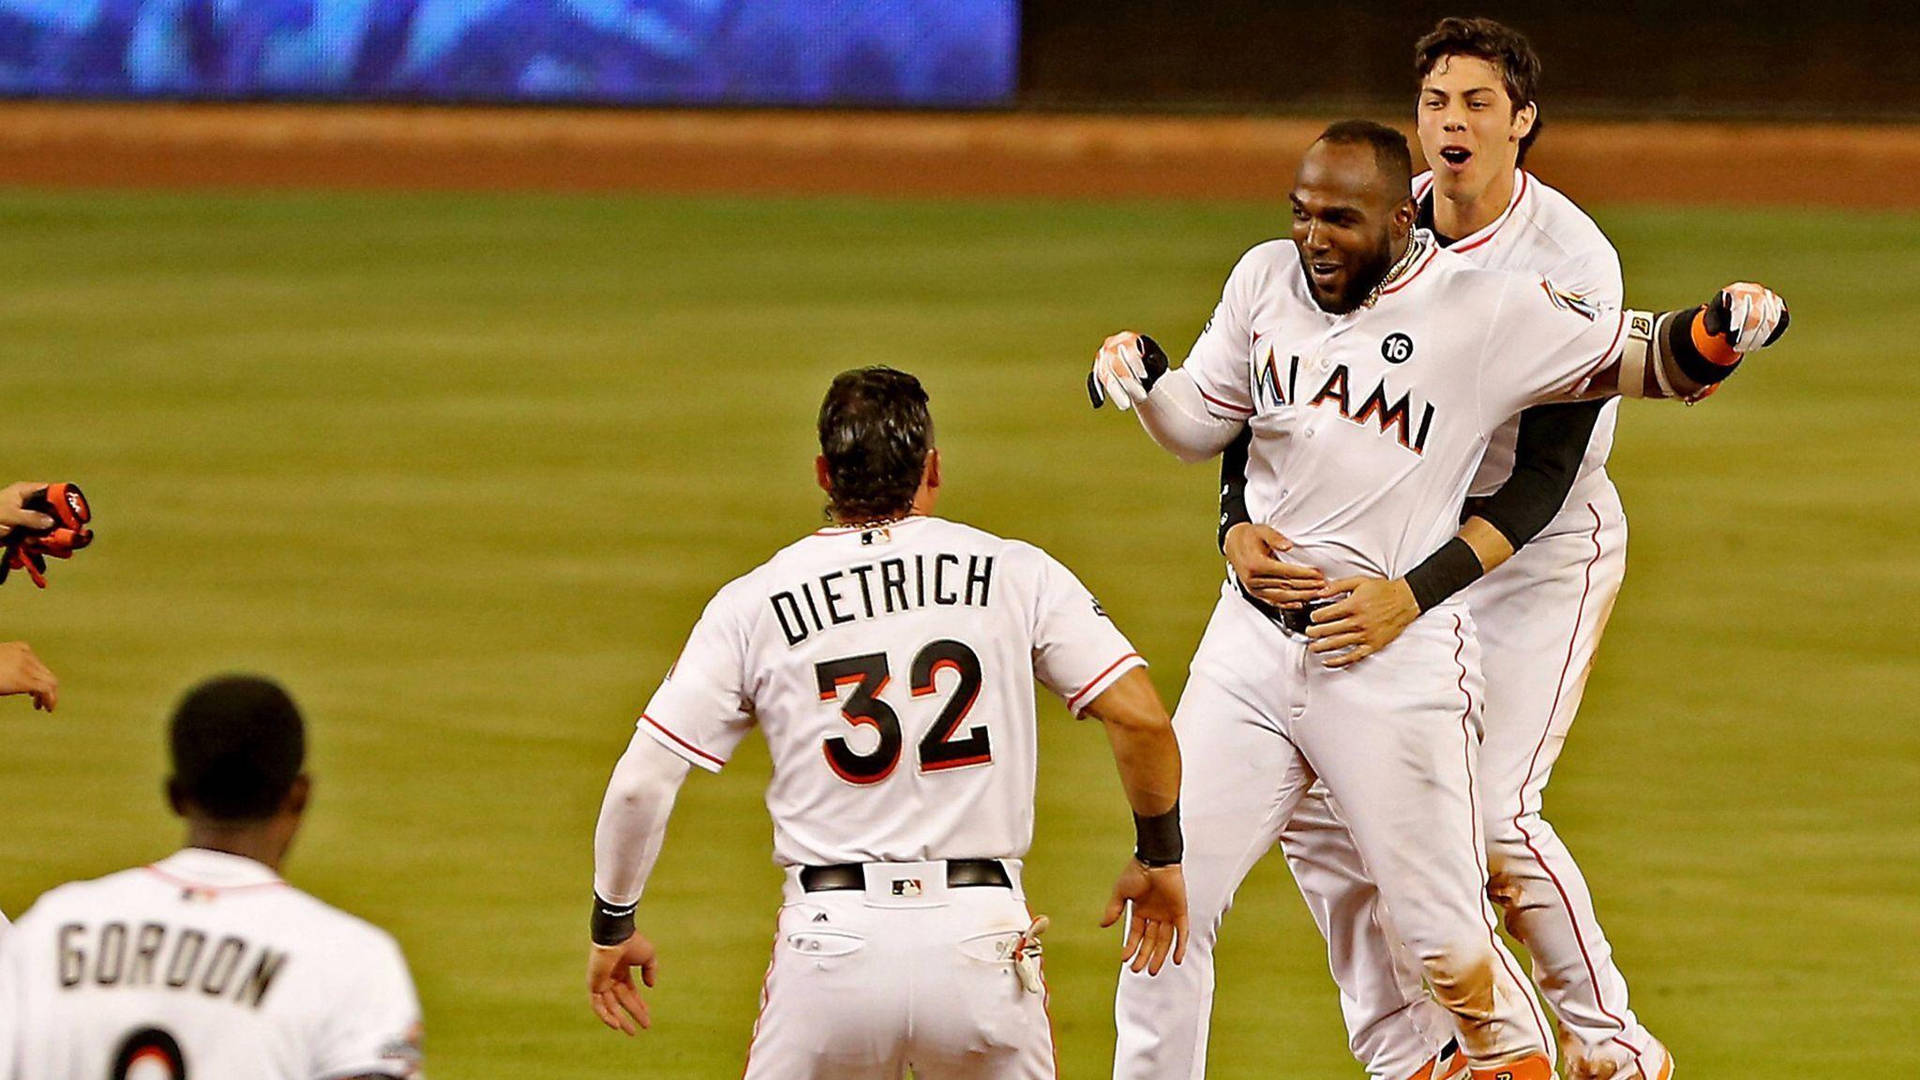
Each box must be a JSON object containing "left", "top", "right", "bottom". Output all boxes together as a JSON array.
[
  {"left": 1025, "top": 548, "right": 1146, "bottom": 717},
  {"left": 311, "top": 932, "right": 425, "bottom": 1080},
  {"left": 1479, "top": 272, "right": 1632, "bottom": 425},
  {"left": 0, "top": 921, "right": 21, "bottom": 1080},
  {"left": 1178, "top": 248, "right": 1262, "bottom": 421},
  {"left": 636, "top": 585, "right": 755, "bottom": 773},
  {"left": 1545, "top": 242, "right": 1624, "bottom": 311}
]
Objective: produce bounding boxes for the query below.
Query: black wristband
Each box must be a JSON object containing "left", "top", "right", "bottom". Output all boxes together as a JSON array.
[
  {"left": 590, "top": 894, "right": 637, "bottom": 947},
  {"left": 1133, "top": 803, "right": 1183, "bottom": 867},
  {"left": 1404, "top": 537, "right": 1485, "bottom": 612},
  {"left": 1669, "top": 305, "right": 1741, "bottom": 388},
  {"left": 1217, "top": 427, "right": 1254, "bottom": 552}
]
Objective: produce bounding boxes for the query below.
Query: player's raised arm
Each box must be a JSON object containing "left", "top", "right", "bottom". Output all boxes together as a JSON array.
[
  {"left": 1088, "top": 246, "right": 1276, "bottom": 464},
  {"left": 1603, "top": 282, "right": 1790, "bottom": 400},
  {"left": 1488, "top": 277, "right": 1789, "bottom": 418}
]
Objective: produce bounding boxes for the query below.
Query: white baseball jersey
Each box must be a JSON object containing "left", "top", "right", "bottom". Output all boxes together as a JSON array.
[
  {"left": 1182, "top": 232, "right": 1629, "bottom": 582},
  {"left": 0, "top": 848, "right": 423, "bottom": 1080},
  {"left": 1413, "top": 169, "right": 1626, "bottom": 497},
  {"left": 638, "top": 515, "right": 1144, "bottom": 868}
]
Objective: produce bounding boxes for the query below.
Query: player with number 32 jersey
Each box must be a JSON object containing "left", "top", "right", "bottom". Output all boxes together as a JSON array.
[{"left": 586, "top": 367, "right": 1187, "bottom": 1079}]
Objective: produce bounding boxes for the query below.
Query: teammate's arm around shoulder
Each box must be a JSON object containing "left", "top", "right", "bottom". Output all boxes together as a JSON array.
[{"left": 1080, "top": 669, "right": 1189, "bottom": 976}]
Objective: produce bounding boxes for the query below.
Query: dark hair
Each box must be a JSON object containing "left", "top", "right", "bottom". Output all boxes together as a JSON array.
[
  {"left": 817, "top": 366, "right": 933, "bottom": 523},
  {"left": 168, "top": 675, "right": 305, "bottom": 822},
  {"left": 1315, "top": 119, "right": 1415, "bottom": 195},
  {"left": 1414, "top": 16, "right": 1544, "bottom": 163}
]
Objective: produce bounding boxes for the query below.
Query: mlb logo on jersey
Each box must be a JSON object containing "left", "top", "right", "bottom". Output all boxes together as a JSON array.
[{"left": 891, "top": 878, "right": 924, "bottom": 897}]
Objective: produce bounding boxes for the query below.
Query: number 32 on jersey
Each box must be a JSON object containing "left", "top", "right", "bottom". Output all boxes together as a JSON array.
[{"left": 816, "top": 639, "right": 988, "bottom": 784}]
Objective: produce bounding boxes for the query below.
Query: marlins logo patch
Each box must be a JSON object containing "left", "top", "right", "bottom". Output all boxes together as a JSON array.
[{"left": 1538, "top": 279, "right": 1600, "bottom": 321}]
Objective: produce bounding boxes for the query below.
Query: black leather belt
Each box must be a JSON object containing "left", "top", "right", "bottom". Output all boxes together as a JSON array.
[
  {"left": 799, "top": 858, "right": 1012, "bottom": 892},
  {"left": 1235, "top": 578, "right": 1330, "bottom": 637}
]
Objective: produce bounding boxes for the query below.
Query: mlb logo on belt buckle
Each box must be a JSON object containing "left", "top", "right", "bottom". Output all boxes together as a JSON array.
[{"left": 890, "top": 878, "right": 923, "bottom": 897}]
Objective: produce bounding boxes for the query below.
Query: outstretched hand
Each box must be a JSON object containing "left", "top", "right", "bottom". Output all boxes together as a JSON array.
[
  {"left": 1101, "top": 859, "right": 1189, "bottom": 976},
  {"left": 0, "top": 641, "right": 57, "bottom": 711},
  {"left": 588, "top": 932, "right": 659, "bottom": 1036}
]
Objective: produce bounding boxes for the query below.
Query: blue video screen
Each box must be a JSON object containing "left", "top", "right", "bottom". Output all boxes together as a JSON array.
[{"left": 0, "top": 1, "right": 1018, "bottom": 106}]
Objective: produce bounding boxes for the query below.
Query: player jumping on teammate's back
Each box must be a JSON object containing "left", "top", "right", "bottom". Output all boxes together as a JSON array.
[
  {"left": 1090, "top": 122, "right": 1785, "bottom": 1080},
  {"left": 588, "top": 367, "right": 1187, "bottom": 1079},
  {"left": 0, "top": 676, "right": 425, "bottom": 1079},
  {"left": 1207, "top": 20, "right": 1680, "bottom": 1080}
]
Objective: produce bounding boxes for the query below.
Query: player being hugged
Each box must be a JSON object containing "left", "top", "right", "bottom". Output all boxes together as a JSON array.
[
  {"left": 0, "top": 676, "right": 425, "bottom": 1079},
  {"left": 588, "top": 367, "right": 1187, "bottom": 1079},
  {"left": 1091, "top": 121, "right": 1785, "bottom": 1080},
  {"left": 1208, "top": 20, "right": 1695, "bottom": 1080}
]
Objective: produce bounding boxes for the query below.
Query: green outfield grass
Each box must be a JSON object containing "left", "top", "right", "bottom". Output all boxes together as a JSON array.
[{"left": 0, "top": 189, "right": 1913, "bottom": 1078}]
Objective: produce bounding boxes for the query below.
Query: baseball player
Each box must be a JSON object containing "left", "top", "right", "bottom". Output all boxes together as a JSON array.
[
  {"left": 0, "top": 675, "right": 425, "bottom": 1079},
  {"left": 587, "top": 366, "right": 1188, "bottom": 1078},
  {"left": 1211, "top": 19, "right": 1671, "bottom": 1080},
  {"left": 1090, "top": 121, "right": 1786, "bottom": 1080}
]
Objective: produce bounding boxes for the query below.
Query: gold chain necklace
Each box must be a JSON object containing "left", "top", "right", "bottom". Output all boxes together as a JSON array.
[{"left": 1362, "top": 230, "right": 1431, "bottom": 309}]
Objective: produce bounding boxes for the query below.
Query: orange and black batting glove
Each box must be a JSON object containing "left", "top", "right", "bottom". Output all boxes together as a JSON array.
[{"left": 1, "top": 483, "right": 93, "bottom": 588}]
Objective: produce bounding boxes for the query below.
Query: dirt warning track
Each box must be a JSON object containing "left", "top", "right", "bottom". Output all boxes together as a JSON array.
[{"left": 0, "top": 103, "right": 1908, "bottom": 208}]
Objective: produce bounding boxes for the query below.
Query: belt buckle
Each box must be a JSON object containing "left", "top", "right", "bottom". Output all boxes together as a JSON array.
[{"left": 862, "top": 860, "right": 948, "bottom": 907}]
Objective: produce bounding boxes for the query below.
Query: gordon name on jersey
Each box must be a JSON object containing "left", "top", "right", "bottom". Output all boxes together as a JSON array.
[
  {"left": 49, "top": 919, "right": 285, "bottom": 1009},
  {"left": 0, "top": 849, "right": 423, "bottom": 1080}
]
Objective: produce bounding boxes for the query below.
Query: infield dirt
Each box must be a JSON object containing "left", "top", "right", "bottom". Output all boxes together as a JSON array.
[{"left": 0, "top": 103, "right": 1910, "bottom": 207}]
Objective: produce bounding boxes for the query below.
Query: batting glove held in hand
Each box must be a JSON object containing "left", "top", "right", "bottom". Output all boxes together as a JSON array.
[
  {"left": 1705, "top": 282, "right": 1790, "bottom": 355},
  {"left": 1087, "top": 333, "right": 1169, "bottom": 411},
  {"left": 1, "top": 483, "right": 92, "bottom": 589}
]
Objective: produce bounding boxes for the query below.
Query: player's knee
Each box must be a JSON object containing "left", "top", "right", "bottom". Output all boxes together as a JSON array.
[
  {"left": 1482, "top": 826, "right": 1534, "bottom": 889},
  {"left": 1417, "top": 941, "right": 1502, "bottom": 1024}
]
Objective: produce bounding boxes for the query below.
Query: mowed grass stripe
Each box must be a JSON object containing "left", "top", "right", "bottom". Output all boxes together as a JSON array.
[{"left": 0, "top": 190, "right": 1912, "bottom": 1078}]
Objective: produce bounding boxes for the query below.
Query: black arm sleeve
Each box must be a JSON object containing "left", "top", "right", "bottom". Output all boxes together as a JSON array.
[
  {"left": 1468, "top": 400, "right": 1604, "bottom": 549},
  {"left": 1216, "top": 426, "right": 1254, "bottom": 552}
]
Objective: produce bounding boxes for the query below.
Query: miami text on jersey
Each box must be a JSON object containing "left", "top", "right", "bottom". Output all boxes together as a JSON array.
[{"left": 1256, "top": 348, "right": 1437, "bottom": 455}]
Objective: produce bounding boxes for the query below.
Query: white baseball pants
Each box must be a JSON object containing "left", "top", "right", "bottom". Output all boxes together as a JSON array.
[
  {"left": 1278, "top": 482, "right": 1660, "bottom": 1078},
  {"left": 744, "top": 860, "right": 1055, "bottom": 1079},
  {"left": 1113, "top": 591, "right": 1553, "bottom": 1079}
]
